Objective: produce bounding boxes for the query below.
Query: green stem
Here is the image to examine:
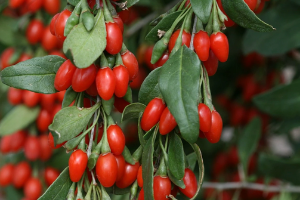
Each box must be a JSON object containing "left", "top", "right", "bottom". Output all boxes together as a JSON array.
[
  {"left": 155, "top": 156, "right": 167, "bottom": 177},
  {"left": 132, "top": 145, "right": 143, "bottom": 162},
  {"left": 100, "top": 53, "right": 109, "bottom": 68},
  {"left": 183, "top": 8, "right": 194, "bottom": 33},
  {"left": 84, "top": 183, "right": 93, "bottom": 200},
  {"left": 66, "top": 182, "right": 76, "bottom": 200},
  {"left": 178, "top": 0, "right": 188, "bottom": 10},
  {"left": 76, "top": 175, "right": 85, "bottom": 199},
  {"left": 159, "top": 134, "right": 168, "bottom": 164},
  {"left": 203, "top": 68, "right": 214, "bottom": 111},
  {"left": 196, "top": 17, "right": 204, "bottom": 32},
  {"left": 102, "top": 0, "right": 113, "bottom": 22},
  {"left": 115, "top": 53, "right": 124, "bottom": 66},
  {"left": 106, "top": 0, "right": 118, "bottom": 17},
  {"left": 121, "top": 43, "right": 128, "bottom": 54},
  {"left": 212, "top": 0, "right": 221, "bottom": 33},
  {"left": 107, "top": 115, "right": 115, "bottom": 127}
]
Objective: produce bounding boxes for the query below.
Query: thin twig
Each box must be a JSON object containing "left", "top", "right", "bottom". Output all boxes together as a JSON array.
[
  {"left": 202, "top": 182, "right": 300, "bottom": 193},
  {"left": 189, "top": 15, "right": 197, "bottom": 51},
  {"left": 125, "top": 0, "right": 179, "bottom": 37},
  {"left": 87, "top": 96, "right": 100, "bottom": 157}
]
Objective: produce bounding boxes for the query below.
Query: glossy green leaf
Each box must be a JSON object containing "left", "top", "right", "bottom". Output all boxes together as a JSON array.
[
  {"left": 0, "top": 105, "right": 40, "bottom": 136},
  {"left": 124, "top": 87, "right": 133, "bottom": 103},
  {"left": 159, "top": 46, "right": 200, "bottom": 143},
  {"left": 62, "top": 87, "right": 78, "bottom": 108},
  {"left": 143, "top": 126, "right": 155, "bottom": 141},
  {"left": 121, "top": 103, "right": 146, "bottom": 123},
  {"left": 258, "top": 154, "right": 300, "bottom": 185},
  {"left": 145, "top": 11, "right": 182, "bottom": 42},
  {"left": 238, "top": 117, "right": 261, "bottom": 173},
  {"left": 243, "top": 2, "right": 300, "bottom": 55},
  {"left": 222, "top": 0, "right": 275, "bottom": 32},
  {"left": 138, "top": 67, "right": 162, "bottom": 105},
  {"left": 49, "top": 103, "right": 100, "bottom": 144},
  {"left": 142, "top": 128, "right": 157, "bottom": 200},
  {"left": 0, "top": 56, "right": 65, "bottom": 94},
  {"left": 0, "top": 16, "right": 27, "bottom": 46},
  {"left": 38, "top": 167, "right": 72, "bottom": 200},
  {"left": 63, "top": 10, "right": 106, "bottom": 68},
  {"left": 67, "top": 0, "right": 80, "bottom": 6},
  {"left": 168, "top": 133, "right": 185, "bottom": 180},
  {"left": 190, "top": 143, "right": 204, "bottom": 200},
  {"left": 253, "top": 80, "right": 300, "bottom": 118},
  {"left": 191, "top": 0, "right": 212, "bottom": 24}
]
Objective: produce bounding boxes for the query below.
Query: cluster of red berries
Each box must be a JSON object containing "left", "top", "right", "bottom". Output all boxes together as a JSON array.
[{"left": 0, "top": 161, "right": 60, "bottom": 200}]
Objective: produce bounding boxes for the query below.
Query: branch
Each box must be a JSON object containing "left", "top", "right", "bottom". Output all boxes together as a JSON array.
[
  {"left": 202, "top": 182, "right": 300, "bottom": 193},
  {"left": 189, "top": 15, "right": 197, "bottom": 51},
  {"left": 87, "top": 96, "right": 100, "bottom": 157}
]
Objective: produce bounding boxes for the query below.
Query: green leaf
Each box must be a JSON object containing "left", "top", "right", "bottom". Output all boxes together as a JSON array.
[
  {"left": 222, "top": 0, "right": 275, "bottom": 32},
  {"left": 190, "top": 143, "right": 205, "bottom": 200},
  {"left": 49, "top": 103, "right": 100, "bottom": 144},
  {"left": 0, "top": 16, "right": 27, "bottom": 46},
  {"left": 142, "top": 128, "right": 157, "bottom": 200},
  {"left": 102, "top": 96, "right": 114, "bottom": 115},
  {"left": 253, "top": 80, "right": 300, "bottom": 118},
  {"left": 187, "top": 152, "right": 197, "bottom": 171},
  {"left": 67, "top": 0, "right": 80, "bottom": 6},
  {"left": 159, "top": 46, "right": 200, "bottom": 143},
  {"left": 0, "top": 105, "right": 40, "bottom": 136},
  {"left": 0, "top": 55, "right": 65, "bottom": 94},
  {"left": 258, "top": 153, "right": 300, "bottom": 185},
  {"left": 63, "top": 9, "right": 106, "bottom": 68},
  {"left": 62, "top": 87, "right": 78, "bottom": 108},
  {"left": 191, "top": 0, "right": 213, "bottom": 24},
  {"left": 243, "top": 2, "right": 300, "bottom": 55},
  {"left": 168, "top": 133, "right": 185, "bottom": 180},
  {"left": 238, "top": 117, "right": 261, "bottom": 173},
  {"left": 145, "top": 11, "right": 182, "bottom": 42},
  {"left": 167, "top": 169, "right": 185, "bottom": 189},
  {"left": 138, "top": 67, "right": 162, "bottom": 105},
  {"left": 121, "top": 103, "right": 146, "bottom": 123},
  {"left": 38, "top": 167, "right": 72, "bottom": 200},
  {"left": 106, "top": 185, "right": 132, "bottom": 195}
]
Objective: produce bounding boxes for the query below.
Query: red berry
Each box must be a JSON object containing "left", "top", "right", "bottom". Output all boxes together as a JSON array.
[
  {"left": 69, "top": 150, "right": 88, "bottom": 182},
  {"left": 23, "top": 90, "right": 40, "bottom": 107},
  {"left": 115, "top": 155, "right": 126, "bottom": 182},
  {"left": 12, "top": 162, "right": 31, "bottom": 188},
  {"left": 105, "top": 22, "right": 123, "bottom": 55},
  {"left": 49, "top": 51, "right": 67, "bottom": 59},
  {"left": 25, "top": 0, "right": 43, "bottom": 13},
  {"left": 144, "top": 46, "right": 155, "bottom": 70},
  {"left": 24, "top": 136, "right": 40, "bottom": 160},
  {"left": 116, "top": 162, "right": 140, "bottom": 189},
  {"left": 0, "top": 135, "right": 12, "bottom": 154},
  {"left": 9, "top": 0, "right": 25, "bottom": 8},
  {"left": 179, "top": 169, "right": 197, "bottom": 198},
  {"left": 55, "top": 9, "right": 72, "bottom": 41},
  {"left": 55, "top": 59, "right": 77, "bottom": 91},
  {"left": 204, "top": 111, "right": 223, "bottom": 143},
  {"left": 194, "top": 30, "right": 210, "bottom": 61},
  {"left": 198, "top": 103, "right": 212, "bottom": 133},
  {"left": 96, "top": 153, "right": 118, "bottom": 187},
  {"left": 1, "top": 48, "right": 16, "bottom": 69},
  {"left": 10, "top": 130, "right": 27, "bottom": 152},
  {"left": 26, "top": 19, "right": 44, "bottom": 44},
  {"left": 210, "top": 32, "right": 229, "bottom": 62},
  {"left": 43, "top": 0, "right": 60, "bottom": 15},
  {"left": 44, "top": 167, "right": 60, "bottom": 186},
  {"left": 37, "top": 109, "right": 52, "bottom": 132},
  {"left": 113, "top": 65, "right": 130, "bottom": 98},
  {"left": 96, "top": 67, "right": 116, "bottom": 100},
  {"left": 39, "top": 134, "right": 53, "bottom": 161},
  {"left": 0, "top": 164, "right": 14, "bottom": 186},
  {"left": 217, "top": 0, "right": 235, "bottom": 27},
  {"left": 24, "top": 177, "right": 42, "bottom": 200},
  {"left": 113, "top": 16, "right": 124, "bottom": 33},
  {"left": 72, "top": 64, "right": 97, "bottom": 92},
  {"left": 153, "top": 176, "right": 172, "bottom": 200},
  {"left": 159, "top": 107, "right": 177, "bottom": 135},
  {"left": 168, "top": 30, "right": 191, "bottom": 52},
  {"left": 8, "top": 87, "right": 23, "bottom": 105},
  {"left": 50, "top": 14, "right": 59, "bottom": 36},
  {"left": 42, "top": 26, "right": 59, "bottom": 51},
  {"left": 137, "top": 166, "right": 143, "bottom": 188},
  {"left": 138, "top": 188, "right": 144, "bottom": 200},
  {"left": 107, "top": 124, "right": 125, "bottom": 156},
  {"left": 153, "top": 52, "right": 169, "bottom": 69},
  {"left": 129, "top": 67, "right": 147, "bottom": 89},
  {"left": 41, "top": 93, "right": 56, "bottom": 110},
  {"left": 121, "top": 50, "right": 139, "bottom": 80},
  {"left": 114, "top": 97, "right": 130, "bottom": 113},
  {"left": 203, "top": 50, "right": 219, "bottom": 76},
  {"left": 141, "top": 98, "right": 166, "bottom": 131},
  {"left": 244, "top": 0, "right": 257, "bottom": 11}
]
